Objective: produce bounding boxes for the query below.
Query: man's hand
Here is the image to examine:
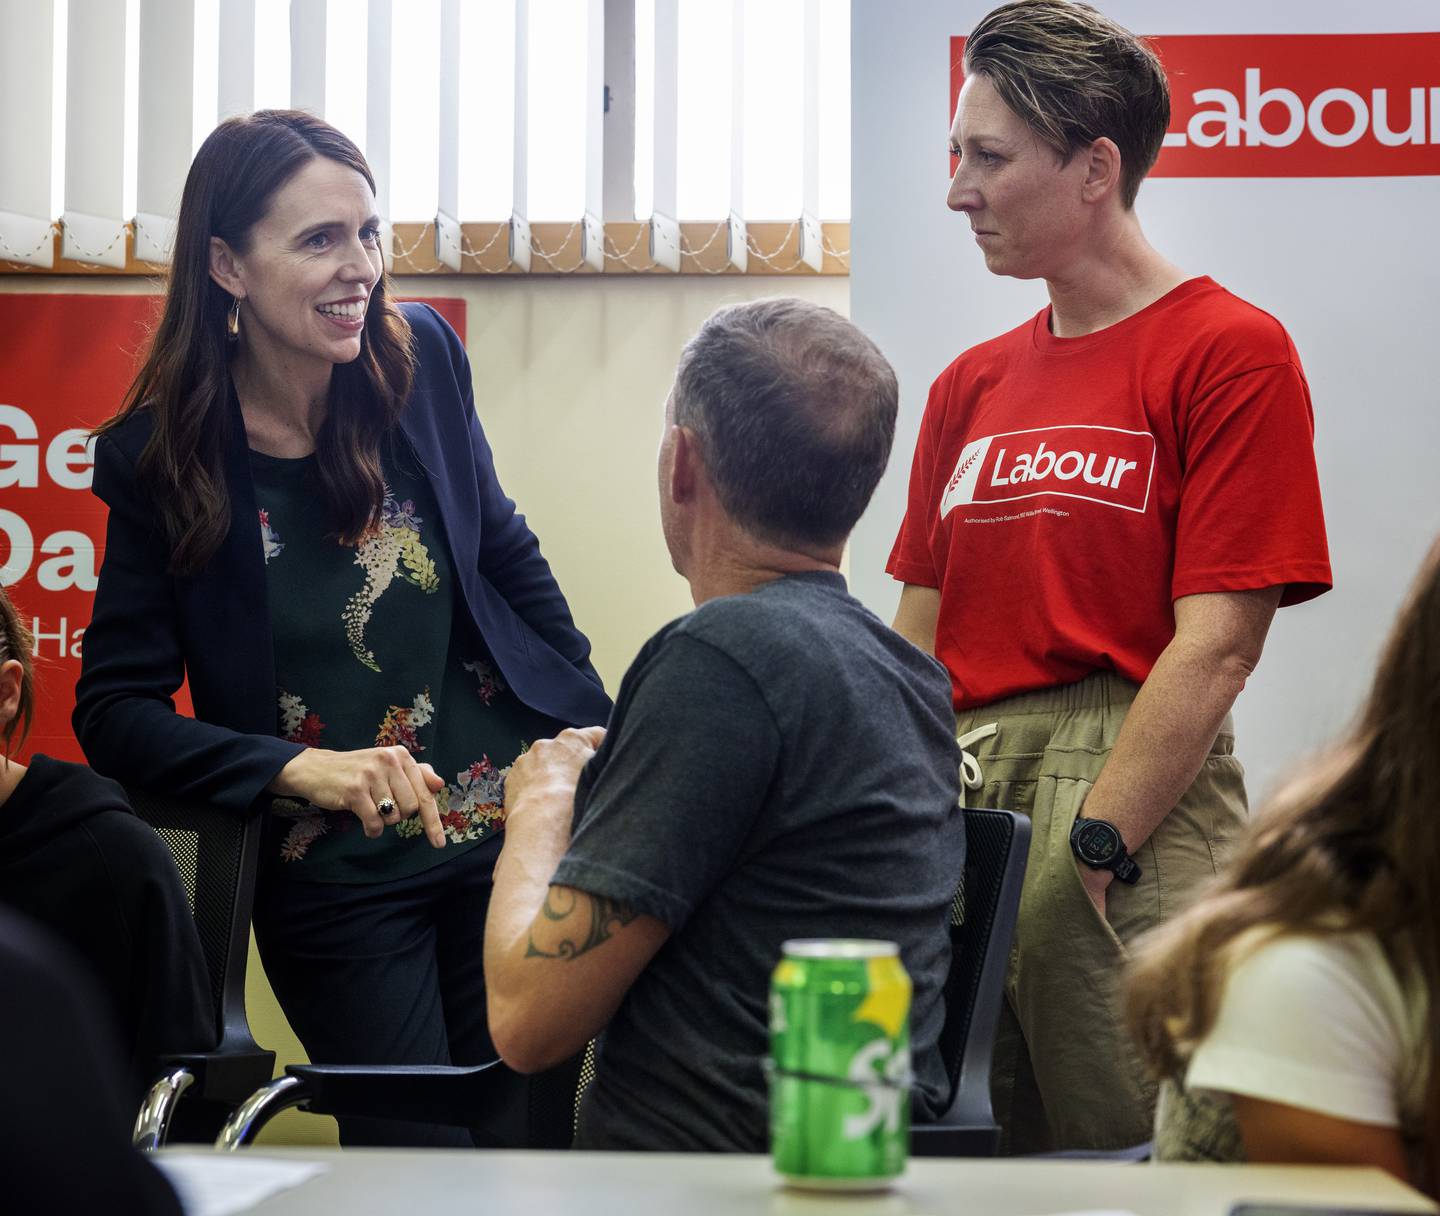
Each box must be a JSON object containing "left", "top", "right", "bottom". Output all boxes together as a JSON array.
[
  {"left": 503, "top": 726, "right": 607, "bottom": 826},
  {"left": 1078, "top": 863, "right": 1114, "bottom": 920},
  {"left": 495, "top": 726, "right": 606, "bottom": 889},
  {"left": 485, "top": 722, "right": 672, "bottom": 1074}
]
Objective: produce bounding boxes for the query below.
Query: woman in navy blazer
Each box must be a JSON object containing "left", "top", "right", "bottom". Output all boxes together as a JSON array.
[{"left": 74, "top": 111, "right": 609, "bottom": 1146}]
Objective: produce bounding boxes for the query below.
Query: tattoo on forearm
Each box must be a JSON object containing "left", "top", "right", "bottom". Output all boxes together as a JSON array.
[{"left": 525, "top": 888, "right": 639, "bottom": 961}]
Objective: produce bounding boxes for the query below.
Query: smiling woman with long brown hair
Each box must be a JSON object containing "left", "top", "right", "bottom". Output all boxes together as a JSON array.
[
  {"left": 1129, "top": 538, "right": 1440, "bottom": 1192},
  {"left": 74, "top": 110, "right": 611, "bottom": 1146}
]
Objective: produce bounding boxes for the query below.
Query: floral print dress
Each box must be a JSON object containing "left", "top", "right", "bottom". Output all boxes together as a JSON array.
[{"left": 250, "top": 439, "right": 561, "bottom": 883}]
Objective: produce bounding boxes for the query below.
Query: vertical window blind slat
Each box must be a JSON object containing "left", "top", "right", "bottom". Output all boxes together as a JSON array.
[
  {"left": 456, "top": 0, "right": 516, "bottom": 226},
  {"left": 727, "top": 0, "right": 747, "bottom": 272},
  {"left": 321, "top": 1, "right": 366, "bottom": 154},
  {"left": 581, "top": 0, "right": 605, "bottom": 270},
  {"left": 252, "top": 0, "right": 289, "bottom": 110},
  {"left": 648, "top": 0, "right": 678, "bottom": 271},
  {"left": 509, "top": 0, "right": 530, "bottom": 270},
  {"left": 818, "top": 0, "right": 848, "bottom": 223},
  {"left": 525, "top": 0, "right": 586, "bottom": 224},
  {"left": 799, "top": 0, "right": 822, "bottom": 272},
  {"left": 135, "top": 0, "right": 197, "bottom": 264},
  {"left": 0, "top": 0, "right": 58, "bottom": 267},
  {"left": 675, "top": 1, "right": 729, "bottom": 222},
  {"left": 192, "top": 0, "right": 219, "bottom": 156},
  {"left": 62, "top": 0, "right": 130, "bottom": 267},
  {"left": 289, "top": 0, "right": 326, "bottom": 119},
  {"left": 601, "top": 0, "right": 635, "bottom": 224},
  {"left": 436, "top": 0, "right": 461, "bottom": 270},
  {"left": 388, "top": 0, "right": 439, "bottom": 227},
  {"left": 217, "top": 0, "right": 256, "bottom": 120},
  {"left": 367, "top": 0, "right": 393, "bottom": 265},
  {"left": 741, "top": 0, "right": 802, "bottom": 222}
]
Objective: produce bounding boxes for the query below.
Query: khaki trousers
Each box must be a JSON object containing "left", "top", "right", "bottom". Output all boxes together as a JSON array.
[{"left": 955, "top": 672, "right": 1248, "bottom": 1154}]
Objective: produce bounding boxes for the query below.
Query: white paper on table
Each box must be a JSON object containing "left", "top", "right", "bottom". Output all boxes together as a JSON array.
[
  {"left": 1025, "top": 1211, "right": 1142, "bottom": 1216},
  {"left": 154, "top": 1154, "right": 328, "bottom": 1216},
  {"left": 909, "top": 1208, "right": 1142, "bottom": 1216}
]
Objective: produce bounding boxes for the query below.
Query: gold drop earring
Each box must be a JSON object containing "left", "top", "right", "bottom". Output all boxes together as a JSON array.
[{"left": 227, "top": 296, "right": 241, "bottom": 341}]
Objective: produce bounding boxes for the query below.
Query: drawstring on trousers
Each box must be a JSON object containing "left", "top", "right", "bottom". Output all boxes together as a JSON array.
[{"left": 956, "top": 722, "right": 998, "bottom": 808}]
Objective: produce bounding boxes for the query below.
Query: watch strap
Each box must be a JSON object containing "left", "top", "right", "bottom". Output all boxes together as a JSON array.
[{"left": 1112, "top": 853, "right": 1141, "bottom": 885}]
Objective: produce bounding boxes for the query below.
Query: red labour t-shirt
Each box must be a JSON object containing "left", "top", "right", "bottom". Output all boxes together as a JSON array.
[{"left": 887, "top": 276, "right": 1332, "bottom": 712}]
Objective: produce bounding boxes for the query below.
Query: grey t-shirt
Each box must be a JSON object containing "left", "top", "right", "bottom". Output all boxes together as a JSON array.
[{"left": 552, "top": 571, "right": 964, "bottom": 1152}]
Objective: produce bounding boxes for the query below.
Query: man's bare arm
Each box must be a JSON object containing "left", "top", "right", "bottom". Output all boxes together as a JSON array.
[
  {"left": 483, "top": 727, "right": 670, "bottom": 1073},
  {"left": 525, "top": 887, "right": 641, "bottom": 960}
]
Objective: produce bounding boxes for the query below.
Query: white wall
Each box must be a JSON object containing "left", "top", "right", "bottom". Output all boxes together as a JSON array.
[
  {"left": 849, "top": 1, "right": 1440, "bottom": 799},
  {"left": 451, "top": 273, "right": 852, "bottom": 693}
]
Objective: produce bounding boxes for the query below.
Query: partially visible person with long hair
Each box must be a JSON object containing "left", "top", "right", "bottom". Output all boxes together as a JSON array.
[
  {"left": 1129, "top": 538, "right": 1440, "bottom": 1192},
  {"left": 74, "top": 110, "right": 610, "bottom": 1146}
]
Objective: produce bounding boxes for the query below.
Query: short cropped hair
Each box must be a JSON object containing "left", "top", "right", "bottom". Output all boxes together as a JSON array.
[
  {"left": 964, "top": 0, "right": 1170, "bottom": 208},
  {"left": 672, "top": 299, "right": 898, "bottom": 551}
]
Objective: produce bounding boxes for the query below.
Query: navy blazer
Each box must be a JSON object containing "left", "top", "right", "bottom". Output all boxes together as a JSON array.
[{"left": 74, "top": 302, "right": 611, "bottom": 815}]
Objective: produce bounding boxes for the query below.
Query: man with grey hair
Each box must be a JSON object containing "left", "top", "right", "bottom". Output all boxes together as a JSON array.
[{"left": 483, "top": 298, "right": 965, "bottom": 1151}]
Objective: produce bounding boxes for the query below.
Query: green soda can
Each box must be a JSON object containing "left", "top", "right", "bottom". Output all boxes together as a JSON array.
[{"left": 769, "top": 939, "right": 913, "bottom": 1189}]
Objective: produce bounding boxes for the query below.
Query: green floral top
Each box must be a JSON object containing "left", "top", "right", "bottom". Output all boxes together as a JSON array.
[{"left": 251, "top": 438, "right": 560, "bottom": 883}]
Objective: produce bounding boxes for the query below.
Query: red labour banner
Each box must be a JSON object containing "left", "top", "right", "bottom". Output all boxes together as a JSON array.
[
  {"left": 0, "top": 294, "right": 466, "bottom": 764},
  {"left": 950, "top": 32, "right": 1440, "bottom": 177}
]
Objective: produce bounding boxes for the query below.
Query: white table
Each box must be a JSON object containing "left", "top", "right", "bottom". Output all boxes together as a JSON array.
[{"left": 201, "top": 1149, "right": 1436, "bottom": 1216}]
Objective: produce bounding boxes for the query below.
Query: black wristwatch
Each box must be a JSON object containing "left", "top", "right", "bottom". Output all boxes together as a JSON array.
[{"left": 1070, "top": 818, "right": 1141, "bottom": 885}]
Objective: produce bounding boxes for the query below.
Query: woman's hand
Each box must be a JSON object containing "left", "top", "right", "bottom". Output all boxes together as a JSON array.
[{"left": 268, "top": 747, "right": 448, "bottom": 848}]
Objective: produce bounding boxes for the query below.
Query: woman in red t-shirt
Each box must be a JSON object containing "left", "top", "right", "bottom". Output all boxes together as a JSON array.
[{"left": 887, "top": 1, "right": 1330, "bottom": 1156}]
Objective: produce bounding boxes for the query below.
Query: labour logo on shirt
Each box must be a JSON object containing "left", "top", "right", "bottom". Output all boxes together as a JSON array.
[{"left": 940, "top": 425, "right": 1156, "bottom": 517}]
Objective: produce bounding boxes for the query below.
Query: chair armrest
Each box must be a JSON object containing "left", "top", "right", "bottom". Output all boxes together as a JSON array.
[
  {"left": 157, "top": 1048, "right": 277, "bottom": 1104},
  {"left": 283, "top": 1062, "right": 510, "bottom": 1128},
  {"left": 284, "top": 1055, "right": 582, "bottom": 1150}
]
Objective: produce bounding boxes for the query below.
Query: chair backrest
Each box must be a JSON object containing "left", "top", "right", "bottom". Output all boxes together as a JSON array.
[
  {"left": 560, "top": 814, "right": 1030, "bottom": 1155},
  {"left": 571, "top": 1040, "right": 597, "bottom": 1137},
  {"left": 519, "top": 1044, "right": 590, "bottom": 1150},
  {"left": 929, "top": 807, "right": 1030, "bottom": 1134},
  {"left": 124, "top": 787, "right": 265, "bottom": 1055}
]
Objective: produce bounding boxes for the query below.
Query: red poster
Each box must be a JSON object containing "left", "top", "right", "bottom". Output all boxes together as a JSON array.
[
  {"left": 950, "top": 32, "right": 1440, "bottom": 178},
  {"left": 0, "top": 294, "right": 466, "bottom": 764}
]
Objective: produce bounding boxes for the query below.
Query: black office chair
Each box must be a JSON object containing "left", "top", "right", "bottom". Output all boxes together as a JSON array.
[
  {"left": 125, "top": 779, "right": 580, "bottom": 1153},
  {"left": 219, "top": 809, "right": 1030, "bottom": 1154},
  {"left": 126, "top": 787, "right": 277, "bottom": 1149},
  {"left": 911, "top": 806, "right": 1030, "bottom": 1158}
]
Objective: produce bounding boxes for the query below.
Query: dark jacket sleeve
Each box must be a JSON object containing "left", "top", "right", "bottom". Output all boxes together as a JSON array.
[
  {"left": 89, "top": 815, "right": 217, "bottom": 1089},
  {"left": 0, "top": 909, "right": 185, "bottom": 1216},
  {"left": 427, "top": 305, "right": 605, "bottom": 690},
  {"left": 72, "top": 428, "right": 303, "bottom": 811}
]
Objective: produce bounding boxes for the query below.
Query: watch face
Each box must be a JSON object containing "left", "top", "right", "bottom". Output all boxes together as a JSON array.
[{"left": 1074, "top": 820, "right": 1120, "bottom": 865}]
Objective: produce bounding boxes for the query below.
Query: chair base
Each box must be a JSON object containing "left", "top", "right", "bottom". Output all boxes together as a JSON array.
[
  {"left": 216, "top": 1075, "right": 309, "bottom": 1150},
  {"left": 133, "top": 1068, "right": 196, "bottom": 1151}
]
